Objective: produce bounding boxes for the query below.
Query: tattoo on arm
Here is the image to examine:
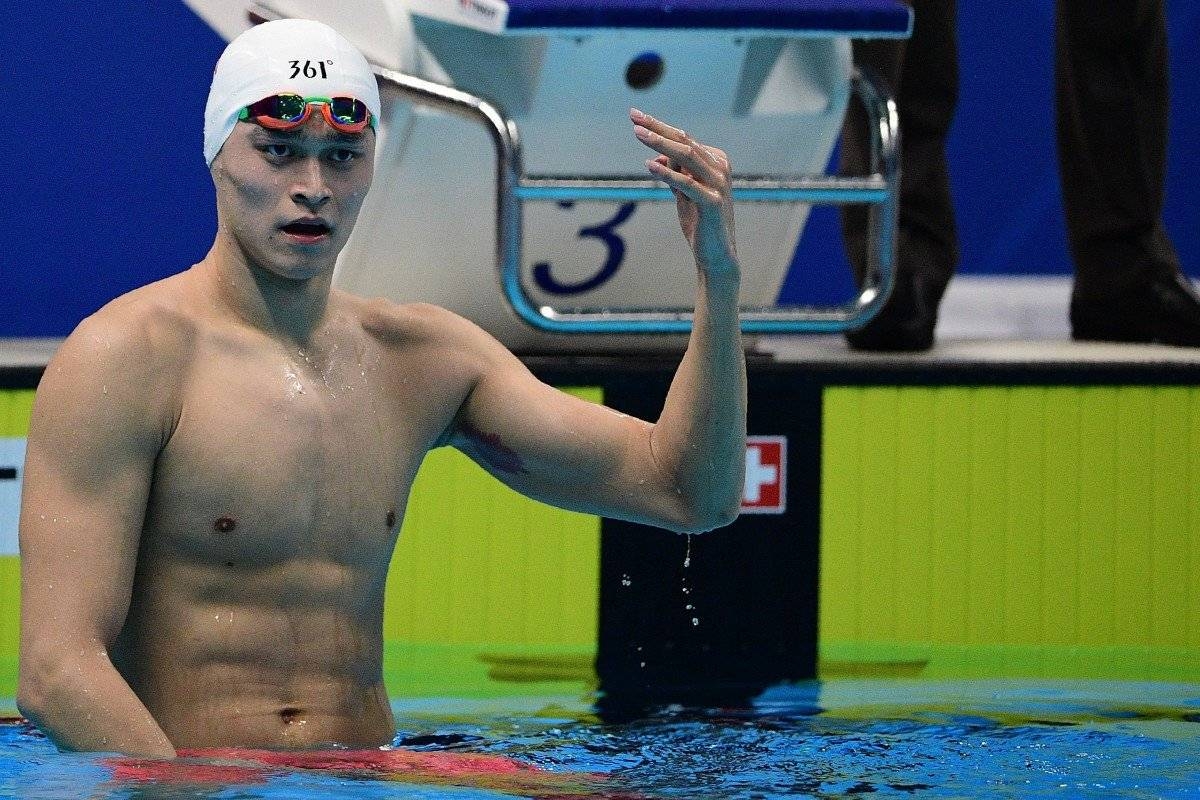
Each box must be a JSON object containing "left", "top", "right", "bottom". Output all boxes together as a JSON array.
[{"left": 459, "top": 421, "right": 528, "bottom": 476}]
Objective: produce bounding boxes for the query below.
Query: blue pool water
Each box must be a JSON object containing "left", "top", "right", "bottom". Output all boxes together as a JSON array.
[{"left": 2, "top": 680, "right": 1198, "bottom": 799}]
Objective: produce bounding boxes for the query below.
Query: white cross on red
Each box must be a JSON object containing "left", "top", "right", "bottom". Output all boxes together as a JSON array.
[{"left": 742, "top": 436, "right": 786, "bottom": 514}]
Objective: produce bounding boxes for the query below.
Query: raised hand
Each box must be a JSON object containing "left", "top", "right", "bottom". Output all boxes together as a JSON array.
[{"left": 631, "top": 108, "right": 739, "bottom": 280}]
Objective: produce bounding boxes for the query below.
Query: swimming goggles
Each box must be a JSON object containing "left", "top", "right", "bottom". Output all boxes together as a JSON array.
[{"left": 238, "top": 94, "right": 374, "bottom": 134}]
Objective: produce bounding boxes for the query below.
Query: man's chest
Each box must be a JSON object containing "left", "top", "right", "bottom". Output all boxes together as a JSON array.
[{"left": 142, "top": 343, "right": 451, "bottom": 567}]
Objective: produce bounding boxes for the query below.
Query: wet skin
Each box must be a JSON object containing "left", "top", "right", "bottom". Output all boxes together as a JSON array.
[
  {"left": 106, "top": 284, "right": 432, "bottom": 749},
  {"left": 18, "top": 109, "right": 746, "bottom": 756},
  {"left": 23, "top": 117, "right": 423, "bottom": 749}
]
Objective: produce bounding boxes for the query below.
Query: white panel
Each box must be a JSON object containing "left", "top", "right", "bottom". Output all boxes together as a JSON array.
[
  {"left": 182, "top": 0, "right": 420, "bottom": 73},
  {"left": 406, "top": 0, "right": 508, "bottom": 34},
  {"left": 335, "top": 27, "right": 850, "bottom": 351},
  {"left": 182, "top": 4, "right": 857, "bottom": 351},
  {"left": 264, "top": 0, "right": 418, "bottom": 72}
]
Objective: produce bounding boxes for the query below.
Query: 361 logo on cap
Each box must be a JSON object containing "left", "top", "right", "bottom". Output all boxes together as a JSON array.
[{"left": 289, "top": 60, "right": 332, "bottom": 80}]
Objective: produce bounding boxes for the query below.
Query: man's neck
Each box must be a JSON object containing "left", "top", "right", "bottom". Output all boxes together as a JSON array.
[{"left": 196, "top": 234, "right": 335, "bottom": 345}]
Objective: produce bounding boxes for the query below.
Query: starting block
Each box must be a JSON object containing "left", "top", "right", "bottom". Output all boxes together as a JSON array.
[{"left": 184, "top": 0, "right": 911, "bottom": 351}]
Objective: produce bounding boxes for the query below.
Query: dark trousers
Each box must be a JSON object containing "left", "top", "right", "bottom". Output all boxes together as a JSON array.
[
  {"left": 839, "top": 0, "right": 959, "bottom": 304},
  {"left": 840, "top": 0, "right": 1174, "bottom": 299},
  {"left": 1057, "top": 0, "right": 1176, "bottom": 298}
]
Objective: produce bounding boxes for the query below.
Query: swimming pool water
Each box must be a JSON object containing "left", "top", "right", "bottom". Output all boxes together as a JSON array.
[{"left": 2, "top": 680, "right": 1197, "bottom": 799}]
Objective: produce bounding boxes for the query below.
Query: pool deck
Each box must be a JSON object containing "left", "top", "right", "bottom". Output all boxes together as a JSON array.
[
  {"left": 3, "top": 335, "right": 1200, "bottom": 373},
  {"left": 757, "top": 335, "right": 1200, "bottom": 376},
  {"left": 0, "top": 339, "right": 61, "bottom": 370}
]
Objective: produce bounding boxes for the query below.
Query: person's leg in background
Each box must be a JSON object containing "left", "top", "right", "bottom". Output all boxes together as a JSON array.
[
  {"left": 1057, "top": 0, "right": 1200, "bottom": 345},
  {"left": 839, "top": 0, "right": 959, "bottom": 352}
]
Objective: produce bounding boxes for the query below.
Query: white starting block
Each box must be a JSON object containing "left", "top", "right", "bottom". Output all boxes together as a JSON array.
[{"left": 184, "top": 0, "right": 910, "bottom": 352}]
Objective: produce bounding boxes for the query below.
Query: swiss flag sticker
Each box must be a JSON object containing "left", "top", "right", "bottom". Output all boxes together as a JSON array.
[{"left": 742, "top": 436, "right": 786, "bottom": 514}]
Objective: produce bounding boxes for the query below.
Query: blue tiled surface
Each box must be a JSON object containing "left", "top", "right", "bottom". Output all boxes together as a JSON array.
[{"left": 505, "top": 0, "right": 912, "bottom": 34}]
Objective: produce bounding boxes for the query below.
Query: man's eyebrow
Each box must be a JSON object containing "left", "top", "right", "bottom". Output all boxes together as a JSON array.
[
  {"left": 250, "top": 128, "right": 367, "bottom": 145},
  {"left": 249, "top": 126, "right": 299, "bottom": 138},
  {"left": 327, "top": 131, "right": 368, "bottom": 145}
]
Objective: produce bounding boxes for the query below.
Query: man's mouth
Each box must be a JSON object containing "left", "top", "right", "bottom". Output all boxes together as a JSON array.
[{"left": 280, "top": 219, "right": 332, "bottom": 243}]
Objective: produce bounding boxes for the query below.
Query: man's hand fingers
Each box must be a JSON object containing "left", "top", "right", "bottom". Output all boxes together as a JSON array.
[
  {"left": 631, "top": 110, "right": 730, "bottom": 170},
  {"left": 646, "top": 158, "right": 720, "bottom": 206},
  {"left": 630, "top": 107, "right": 686, "bottom": 141},
  {"left": 634, "top": 125, "right": 723, "bottom": 187}
]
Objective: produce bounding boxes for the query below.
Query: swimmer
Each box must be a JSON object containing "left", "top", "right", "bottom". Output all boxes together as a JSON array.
[{"left": 16, "top": 19, "right": 746, "bottom": 758}]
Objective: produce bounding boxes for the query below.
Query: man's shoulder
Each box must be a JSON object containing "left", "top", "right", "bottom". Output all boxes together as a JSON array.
[
  {"left": 347, "top": 295, "right": 487, "bottom": 348},
  {"left": 58, "top": 274, "right": 198, "bottom": 374},
  {"left": 343, "top": 295, "right": 521, "bottom": 387},
  {"left": 36, "top": 275, "right": 195, "bottom": 442}
]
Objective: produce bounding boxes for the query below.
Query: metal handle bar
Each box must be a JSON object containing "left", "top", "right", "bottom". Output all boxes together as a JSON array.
[
  {"left": 372, "top": 65, "right": 898, "bottom": 334},
  {"left": 245, "top": 0, "right": 899, "bottom": 334}
]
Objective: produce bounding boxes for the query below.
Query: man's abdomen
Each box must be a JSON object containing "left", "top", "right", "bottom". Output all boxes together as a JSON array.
[
  {"left": 154, "top": 667, "right": 395, "bottom": 749},
  {"left": 117, "top": 584, "right": 394, "bottom": 749}
]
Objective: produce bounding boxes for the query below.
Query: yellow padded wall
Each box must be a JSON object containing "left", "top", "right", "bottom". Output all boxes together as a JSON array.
[
  {"left": 0, "top": 390, "right": 35, "bottom": 697},
  {"left": 381, "top": 389, "right": 603, "bottom": 697},
  {"left": 821, "top": 385, "right": 1200, "bottom": 680}
]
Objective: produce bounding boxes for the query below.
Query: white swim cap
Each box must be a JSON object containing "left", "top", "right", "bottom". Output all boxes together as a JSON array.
[{"left": 203, "top": 18, "right": 382, "bottom": 166}]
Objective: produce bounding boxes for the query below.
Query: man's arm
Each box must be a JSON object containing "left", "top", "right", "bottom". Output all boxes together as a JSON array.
[
  {"left": 632, "top": 108, "right": 747, "bottom": 527},
  {"left": 440, "top": 110, "right": 746, "bottom": 533},
  {"left": 18, "top": 311, "right": 178, "bottom": 757}
]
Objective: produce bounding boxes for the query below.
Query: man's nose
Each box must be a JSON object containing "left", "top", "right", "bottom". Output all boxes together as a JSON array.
[{"left": 291, "top": 160, "right": 331, "bottom": 209}]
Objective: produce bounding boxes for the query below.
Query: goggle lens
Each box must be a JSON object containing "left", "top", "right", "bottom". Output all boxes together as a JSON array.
[
  {"left": 273, "top": 94, "right": 309, "bottom": 121},
  {"left": 328, "top": 97, "right": 368, "bottom": 125}
]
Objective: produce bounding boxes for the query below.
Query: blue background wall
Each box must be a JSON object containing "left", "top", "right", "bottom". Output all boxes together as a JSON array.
[{"left": 3, "top": 2, "right": 1197, "bottom": 337}]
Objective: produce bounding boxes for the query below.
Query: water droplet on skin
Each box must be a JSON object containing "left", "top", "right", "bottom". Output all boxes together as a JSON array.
[
  {"left": 691, "top": 617, "right": 700, "bottom": 626},
  {"left": 639, "top": 661, "right": 646, "bottom": 668},
  {"left": 685, "top": 604, "right": 693, "bottom": 610}
]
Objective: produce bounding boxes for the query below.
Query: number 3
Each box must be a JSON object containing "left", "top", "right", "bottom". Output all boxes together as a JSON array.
[{"left": 533, "top": 202, "right": 638, "bottom": 295}]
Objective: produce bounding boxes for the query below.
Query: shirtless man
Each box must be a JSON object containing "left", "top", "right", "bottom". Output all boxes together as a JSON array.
[{"left": 16, "top": 19, "right": 746, "bottom": 758}]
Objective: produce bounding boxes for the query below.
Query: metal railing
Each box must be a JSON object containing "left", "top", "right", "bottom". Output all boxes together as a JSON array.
[
  {"left": 248, "top": 1, "right": 899, "bottom": 334},
  {"left": 373, "top": 65, "right": 899, "bottom": 334}
]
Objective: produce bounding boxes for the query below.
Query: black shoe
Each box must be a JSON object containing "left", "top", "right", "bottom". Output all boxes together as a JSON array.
[
  {"left": 845, "top": 271, "right": 941, "bottom": 353},
  {"left": 1071, "top": 271, "right": 1200, "bottom": 347}
]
